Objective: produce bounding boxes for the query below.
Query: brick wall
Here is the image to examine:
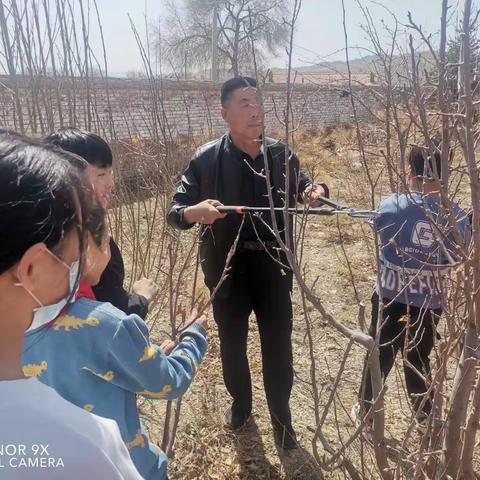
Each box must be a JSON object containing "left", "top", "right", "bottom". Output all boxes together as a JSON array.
[{"left": 0, "top": 77, "right": 376, "bottom": 139}]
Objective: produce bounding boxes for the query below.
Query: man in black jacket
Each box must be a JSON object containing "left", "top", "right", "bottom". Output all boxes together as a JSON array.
[
  {"left": 168, "top": 77, "right": 328, "bottom": 450},
  {"left": 45, "top": 128, "right": 158, "bottom": 319}
]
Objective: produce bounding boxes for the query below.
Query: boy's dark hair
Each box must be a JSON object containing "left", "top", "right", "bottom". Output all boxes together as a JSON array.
[
  {"left": 409, "top": 138, "right": 445, "bottom": 180},
  {"left": 44, "top": 128, "right": 113, "bottom": 168},
  {"left": 220, "top": 76, "right": 257, "bottom": 107}
]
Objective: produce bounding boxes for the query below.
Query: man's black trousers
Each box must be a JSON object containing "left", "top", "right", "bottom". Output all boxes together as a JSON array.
[
  {"left": 361, "top": 292, "right": 442, "bottom": 416},
  {"left": 211, "top": 249, "right": 294, "bottom": 429}
]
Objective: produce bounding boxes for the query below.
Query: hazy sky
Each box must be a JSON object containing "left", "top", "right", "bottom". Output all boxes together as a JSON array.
[{"left": 91, "top": 0, "right": 464, "bottom": 76}]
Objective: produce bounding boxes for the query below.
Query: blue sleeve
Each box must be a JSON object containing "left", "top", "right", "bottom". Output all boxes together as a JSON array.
[
  {"left": 105, "top": 315, "right": 207, "bottom": 400},
  {"left": 444, "top": 204, "right": 470, "bottom": 243},
  {"left": 372, "top": 196, "right": 396, "bottom": 232},
  {"left": 457, "top": 208, "right": 470, "bottom": 240},
  {"left": 369, "top": 200, "right": 385, "bottom": 232}
]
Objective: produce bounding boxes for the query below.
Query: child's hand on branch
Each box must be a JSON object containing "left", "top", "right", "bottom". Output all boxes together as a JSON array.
[
  {"left": 188, "top": 307, "right": 208, "bottom": 331},
  {"left": 132, "top": 277, "right": 159, "bottom": 303}
]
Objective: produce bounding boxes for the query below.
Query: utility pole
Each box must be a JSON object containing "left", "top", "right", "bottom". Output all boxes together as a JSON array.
[{"left": 211, "top": 4, "right": 219, "bottom": 81}]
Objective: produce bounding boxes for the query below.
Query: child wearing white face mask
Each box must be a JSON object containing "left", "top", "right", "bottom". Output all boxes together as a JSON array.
[
  {"left": 0, "top": 130, "right": 142, "bottom": 479},
  {"left": 19, "top": 249, "right": 81, "bottom": 332}
]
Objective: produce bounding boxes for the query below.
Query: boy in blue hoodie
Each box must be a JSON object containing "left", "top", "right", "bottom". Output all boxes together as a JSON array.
[{"left": 356, "top": 140, "right": 468, "bottom": 425}]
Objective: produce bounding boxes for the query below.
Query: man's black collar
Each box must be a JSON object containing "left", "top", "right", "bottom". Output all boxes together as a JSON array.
[{"left": 226, "top": 133, "right": 263, "bottom": 161}]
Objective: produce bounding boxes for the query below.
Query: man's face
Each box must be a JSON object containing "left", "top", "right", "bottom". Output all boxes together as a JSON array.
[
  {"left": 221, "top": 87, "right": 264, "bottom": 140},
  {"left": 85, "top": 165, "right": 114, "bottom": 208}
]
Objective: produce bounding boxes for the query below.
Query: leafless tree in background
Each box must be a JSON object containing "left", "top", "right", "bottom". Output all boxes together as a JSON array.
[{"left": 160, "top": 0, "right": 289, "bottom": 78}]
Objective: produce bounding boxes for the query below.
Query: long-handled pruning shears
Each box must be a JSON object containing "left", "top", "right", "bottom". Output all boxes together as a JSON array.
[{"left": 216, "top": 196, "right": 379, "bottom": 219}]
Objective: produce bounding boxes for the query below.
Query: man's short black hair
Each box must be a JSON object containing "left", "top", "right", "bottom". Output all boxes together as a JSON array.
[
  {"left": 44, "top": 127, "right": 113, "bottom": 168},
  {"left": 220, "top": 76, "right": 257, "bottom": 107},
  {"left": 409, "top": 138, "right": 445, "bottom": 180}
]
